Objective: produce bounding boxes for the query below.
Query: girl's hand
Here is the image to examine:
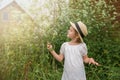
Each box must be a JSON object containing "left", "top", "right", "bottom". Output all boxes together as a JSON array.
[
  {"left": 47, "top": 42, "right": 54, "bottom": 52},
  {"left": 89, "top": 58, "right": 99, "bottom": 66}
]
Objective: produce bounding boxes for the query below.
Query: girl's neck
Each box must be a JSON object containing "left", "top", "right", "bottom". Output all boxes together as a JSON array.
[{"left": 69, "top": 38, "right": 81, "bottom": 45}]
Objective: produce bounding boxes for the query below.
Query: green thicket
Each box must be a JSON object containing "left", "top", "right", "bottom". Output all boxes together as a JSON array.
[{"left": 0, "top": 0, "right": 119, "bottom": 80}]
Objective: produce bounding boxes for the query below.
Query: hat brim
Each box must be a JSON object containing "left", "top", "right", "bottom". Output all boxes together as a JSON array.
[{"left": 70, "top": 22, "right": 83, "bottom": 42}]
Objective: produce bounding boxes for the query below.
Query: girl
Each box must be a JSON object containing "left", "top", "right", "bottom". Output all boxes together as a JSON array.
[{"left": 47, "top": 21, "right": 99, "bottom": 80}]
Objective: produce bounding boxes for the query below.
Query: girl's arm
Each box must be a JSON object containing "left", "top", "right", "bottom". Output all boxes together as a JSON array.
[
  {"left": 47, "top": 43, "right": 64, "bottom": 62},
  {"left": 83, "top": 55, "right": 99, "bottom": 66}
]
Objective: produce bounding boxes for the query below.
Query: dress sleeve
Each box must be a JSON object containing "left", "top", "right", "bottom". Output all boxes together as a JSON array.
[
  {"left": 60, "top": 42, "right": 66, "bottom": 55},
  {"left": 81, "top": 43, "right": 88, "bottom": 56}
]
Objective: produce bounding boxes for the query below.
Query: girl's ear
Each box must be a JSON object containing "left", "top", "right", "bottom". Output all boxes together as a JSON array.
[
  {"left": 76, "top": 35, "right": 81, "bottom": 43},
  {"left": 76, "top": 35, "right": 79, "bottom": 39}
]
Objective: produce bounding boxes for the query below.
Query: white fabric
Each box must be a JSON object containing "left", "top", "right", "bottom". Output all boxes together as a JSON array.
[{"left": 60, "top": 42, "right": 87, "bottom": 80}]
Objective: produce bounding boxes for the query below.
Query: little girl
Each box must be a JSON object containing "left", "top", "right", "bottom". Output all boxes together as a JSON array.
[{"left": 47, "top": 21, "right": 99, "bottom": 80}]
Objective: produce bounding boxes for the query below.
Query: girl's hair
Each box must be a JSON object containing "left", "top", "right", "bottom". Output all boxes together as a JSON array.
[{"left": 74, "top": 29, "right": 82, "bottom": 43}]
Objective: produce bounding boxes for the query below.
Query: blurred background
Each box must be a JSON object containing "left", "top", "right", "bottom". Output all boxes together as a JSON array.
[{"left": 0, "top": 0, "right": 120, "bottom": 80}]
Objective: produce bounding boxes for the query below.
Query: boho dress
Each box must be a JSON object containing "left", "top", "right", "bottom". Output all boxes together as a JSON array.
[{"left": 60, "top": 42, "right": 87, "bottom": 80}]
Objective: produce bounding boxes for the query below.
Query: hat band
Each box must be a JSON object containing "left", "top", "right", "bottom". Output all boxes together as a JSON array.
[{"left": 75, "top": 22, "right": 84, "bottom": 38}]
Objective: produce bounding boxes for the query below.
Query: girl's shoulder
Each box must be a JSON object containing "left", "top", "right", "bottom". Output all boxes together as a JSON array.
[
  {"left": 80, "top": 42, "right": 87, "bottom": 47},
  {"left": 60, "top": 42, "right": 68, "bottom": 50}
]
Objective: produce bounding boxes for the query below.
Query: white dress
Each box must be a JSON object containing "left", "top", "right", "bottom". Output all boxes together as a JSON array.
[{"left": 60, "top": 42, "right": 87, "bottom": 80}]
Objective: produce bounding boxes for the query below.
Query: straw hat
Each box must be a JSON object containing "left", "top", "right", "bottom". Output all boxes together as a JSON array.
[{"left": 70, "top": 21, "right": 88, "bottom": 42}]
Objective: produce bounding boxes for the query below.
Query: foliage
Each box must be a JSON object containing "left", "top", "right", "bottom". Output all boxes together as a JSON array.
[{"left": 0, "top": 0, "right": 120, "bottom": 80}]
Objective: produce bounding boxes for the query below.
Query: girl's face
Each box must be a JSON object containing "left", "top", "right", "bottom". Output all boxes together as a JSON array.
[{"left": 67, "top": 26, "right": 77, "bottom": 39}]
